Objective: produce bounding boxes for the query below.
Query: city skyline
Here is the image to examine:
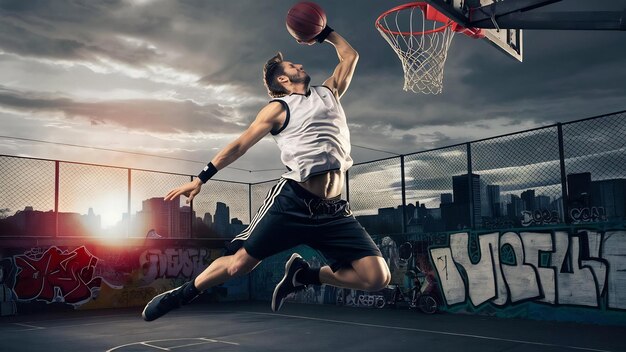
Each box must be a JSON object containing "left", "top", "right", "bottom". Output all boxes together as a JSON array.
[{"left": 2, "top": 170, "right": 623, "bottom": 238}]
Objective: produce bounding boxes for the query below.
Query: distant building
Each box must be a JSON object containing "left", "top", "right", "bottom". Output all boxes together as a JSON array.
[
  {"left": 214, "top": 202, "right": 230, "bottom": 237},
  {"left": 568, "top": 172, "right": 592, "bottom": 209},
  {"left": 452, "top": 173, "right": 481, "bottom": 228},
  {"left": 535, "top": 195, "right": 551, "bottom": 210},
  {"left": 521, "top": 189, "right": 536, "bottom": 212},
  {"left": 507, "top": 194, "right": 524, "bottom": 222},
  {"left": 136, "top": 197, "right": 180, "bottom": 238},
  {"left": 592, "top": 179, "right": 626, "bottom": 221},
  {"left": 487, "top": 185, "right": 501, "bottom": 217},
  {"left": 440, "top": 193, "right": 453, "bottom": 204}
]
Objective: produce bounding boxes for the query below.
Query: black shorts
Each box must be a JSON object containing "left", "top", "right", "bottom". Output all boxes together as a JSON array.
[{"left": 231, "top": 178, "right": 382, "bottom": 271}]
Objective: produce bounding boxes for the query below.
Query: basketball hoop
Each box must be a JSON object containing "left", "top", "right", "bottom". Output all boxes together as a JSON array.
[{"left": 376, "top": 2, "right": 484, "bottom": 94}]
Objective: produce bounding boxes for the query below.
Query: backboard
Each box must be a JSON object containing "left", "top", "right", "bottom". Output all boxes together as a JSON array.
[{"left": 425, "top": 0, "right": 523, "bottom": 61}]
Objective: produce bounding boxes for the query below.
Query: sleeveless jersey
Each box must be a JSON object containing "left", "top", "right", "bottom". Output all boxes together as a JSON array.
[{"left": 270, "top": 86, "right": 353, "bottom": 182}]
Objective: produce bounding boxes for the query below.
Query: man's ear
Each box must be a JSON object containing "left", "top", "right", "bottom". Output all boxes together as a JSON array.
[{"left": 277, "top": 75, "right": 289, "bottom": 84}]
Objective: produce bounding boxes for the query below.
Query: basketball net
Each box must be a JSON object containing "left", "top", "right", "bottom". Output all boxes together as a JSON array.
[{"left": 376, "top": 2, "right": 483, "bottom": 94}]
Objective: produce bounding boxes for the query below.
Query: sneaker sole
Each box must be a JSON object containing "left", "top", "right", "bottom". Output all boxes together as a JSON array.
[
  {"left": 142, "top": 286, "right": 178, "bottom": 321},
  {"left": 271, "top": 253, "right": 302, "bottom": 312}
]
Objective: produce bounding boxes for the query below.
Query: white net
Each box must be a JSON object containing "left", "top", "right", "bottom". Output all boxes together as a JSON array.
[{"left": 376, "top": 4, "right": 456, "bottom": 94}]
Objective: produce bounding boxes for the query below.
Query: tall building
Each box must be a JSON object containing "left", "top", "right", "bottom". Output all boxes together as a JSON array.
[
  {"left": 179, "top": 206, "right": 194, "bottom": 238},
  {"left": 507, "top": 194, "right": 524, "bottom": 221},
  {"left": 535, "top": 195, "right": 551, "bottom": 210},
  {"left": 480, "top": 180, "right": 490, "bottom": 217},
  {"left": 592, "top": 179, "right": 626, "bottom": 221},
  {"left": 452, "top": 173, "right": 481, "bottom": 228},
  {"left": 214, "top": 202, "right": 230, "bottom": 237},
  {"left": 567, "top": 172, "right": 592, "bottom": 209},
  {"left": 203, "top": 213, "right": 213, "bottom": 228},
  {"left": 521, "top": 189, "right": 536, "bottom": 212},
  {"left": 486, "top": 185, "right": 501, "bottom": 217},
  {"left": 139, "top": 197, "right": 180, "bottom": 237},
  {"left": 440, "top": 193, "right": 453, "bottom": 204}
]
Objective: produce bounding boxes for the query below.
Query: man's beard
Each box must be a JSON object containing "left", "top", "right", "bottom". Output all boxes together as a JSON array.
[{"left": 289, "top": 72, "right": 311, "bottom": 87}]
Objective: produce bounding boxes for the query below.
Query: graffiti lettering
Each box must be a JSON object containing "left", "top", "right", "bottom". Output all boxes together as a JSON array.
[
  {"left": 570, "top": 207, "right": 606, "bottom": 224},
  {"left": 140, "top": 248, "right": 211, "bottom": 282},
  {"left": 521, "top": 209, "right": 560, "bottom": 227},
  {"left": 431, "top": 230, "right": 623, "bottom": 309},
  {"left": 13, "top": 246, "right": 102, "bottom": 305}
]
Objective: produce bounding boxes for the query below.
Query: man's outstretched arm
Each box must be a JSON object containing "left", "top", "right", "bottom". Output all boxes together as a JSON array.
[
  {"left": 322, "top": 31, "right": 359, "bottom": 99},
  {"left": 164, "top": 102, "right": 285, "bottom": 203}
]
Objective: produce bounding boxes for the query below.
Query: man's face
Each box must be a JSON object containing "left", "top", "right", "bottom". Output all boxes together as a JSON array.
[{"left": 281, "top": 61, "right": 311, "bottom": 85}]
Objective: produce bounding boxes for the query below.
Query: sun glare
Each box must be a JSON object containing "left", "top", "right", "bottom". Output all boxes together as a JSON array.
[{"left": 93, "top": 194, "right": 126, "bottom": 229}]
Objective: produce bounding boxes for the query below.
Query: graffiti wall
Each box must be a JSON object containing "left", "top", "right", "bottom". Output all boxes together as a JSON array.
[
  {"left": 251, "top": 228, "right": 626, "bottom": 326},
  {"left": 429, "top": 228, "right": 626, "bottom": 324},
  {"left": 0, "top": 240, "right": 248, "bottom": 315}
]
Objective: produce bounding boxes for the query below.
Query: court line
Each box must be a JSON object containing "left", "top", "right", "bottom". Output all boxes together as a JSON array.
[
  {"left": 10, "top": 323, "right": 45, "bottom": 331},
  {"left": 107, "top": 337, "right": 238, "bottom": 352},
  {"left": 241, "top": 311, "right": 615, "bottom": 352}
]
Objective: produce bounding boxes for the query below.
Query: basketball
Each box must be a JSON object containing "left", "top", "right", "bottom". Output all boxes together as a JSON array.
[{"left": 286, "top": 1, "right": 327, "bottom": 42}]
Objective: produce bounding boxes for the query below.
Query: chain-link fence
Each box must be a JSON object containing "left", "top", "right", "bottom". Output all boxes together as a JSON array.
[
  {"left": 0, "top": 157, "right": 255, "bottom": 239},
  {"left": 346, "top": 110, "right": 626, "bottom": 238},
  {"left": 1, "top": 110, "right": 625, "bottom": 239}
]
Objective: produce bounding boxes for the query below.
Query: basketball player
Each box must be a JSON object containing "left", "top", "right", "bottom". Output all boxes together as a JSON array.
[{"left": 142, "top": 25, "right": 390, "bottom": 322}]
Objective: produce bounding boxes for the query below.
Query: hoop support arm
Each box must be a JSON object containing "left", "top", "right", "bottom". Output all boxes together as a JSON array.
[{"left": 470, "top": 10, "right": 626, "bottom": 31}]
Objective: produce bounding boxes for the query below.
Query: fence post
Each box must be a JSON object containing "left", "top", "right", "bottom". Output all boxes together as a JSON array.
[
  {"left": 400, "top": 155, "right": 407, "bottom": 233},
  {"left": 557, "top": 123, "right": 570, "bottom": 224},
  {"left": 54, "top": 161, "right": 59, "bottom": 237},
  {"left": 467, "top": 143, "right": 475, "bottom": 229},
  {"left": 189, "top": 176, "right": 194, "bottom": 238},
  {"left": 127, "top": 169, "right": 131, "bottom": 237}
]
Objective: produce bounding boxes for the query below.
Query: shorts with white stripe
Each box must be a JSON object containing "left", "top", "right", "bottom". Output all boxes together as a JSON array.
[{"left": 230, "top": 178, "right": 382, "bottom": 271}]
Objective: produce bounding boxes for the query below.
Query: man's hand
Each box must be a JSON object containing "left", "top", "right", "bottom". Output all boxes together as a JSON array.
[
  {"left": 296, "top": 38, "right": 316, "bottom": 46},
  {"left": 165, "top": 178, "right": 202, "bottom": 204}
]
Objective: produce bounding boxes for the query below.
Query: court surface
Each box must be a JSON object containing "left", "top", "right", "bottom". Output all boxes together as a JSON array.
[{"left": 1, "top": 301, "right": 624, "bottom": 352}]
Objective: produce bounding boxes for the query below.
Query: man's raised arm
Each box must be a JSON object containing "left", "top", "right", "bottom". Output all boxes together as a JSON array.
[{"left": 322, "top": 31, "right": 359, "bottom": 99}]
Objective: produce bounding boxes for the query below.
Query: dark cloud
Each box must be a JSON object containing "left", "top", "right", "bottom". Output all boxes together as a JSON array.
[
  {"left": 0, "top": 0, "right": 625, "bottom": 168},
  {"left": 0, "top": 86, "right": 243, "bottom": 134}
]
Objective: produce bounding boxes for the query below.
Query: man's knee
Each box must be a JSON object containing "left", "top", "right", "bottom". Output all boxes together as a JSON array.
[
  {"left": 227, "top": 249, "right": 259, "bottom": 277},
  {"left": 355, "top": 256, "right": 391, "bottom": 292},
  {"left": 364, "top": 271, "right": 391, "bottom": 292}
]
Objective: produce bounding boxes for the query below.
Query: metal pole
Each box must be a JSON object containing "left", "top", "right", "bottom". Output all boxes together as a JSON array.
[
  {"left": 557, "top": 123, "right": 570, "bottom": 224},
  {"left": 127, "top": 169, "right": 131, "bottom": 237},
  {"left": 188, "top": 176, "right": 193, "bottom": 238},
  {"left": 467, "top": 143, "right": 475, "bottom": 229},
  {"left": 247, "top": 182, "right": 253, "bottom": 302},
  {"left": 54, "top": 161, "right": 59, "bottom": 237},
  {"left": 400, "top": 155, "right": 407, "bottom": 233}
]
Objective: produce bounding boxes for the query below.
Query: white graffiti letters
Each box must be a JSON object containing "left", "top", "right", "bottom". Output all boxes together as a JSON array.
[{"left": 431, "top": 230, "right": 623, "bottom": 309}]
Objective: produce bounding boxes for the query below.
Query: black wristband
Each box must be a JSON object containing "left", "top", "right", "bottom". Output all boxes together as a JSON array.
[
  {"left": 314, "top": 25, "right": 334, "bottom": 43},
  {"left": 197, "top": 162, "right": 218, "bottom": 183}
]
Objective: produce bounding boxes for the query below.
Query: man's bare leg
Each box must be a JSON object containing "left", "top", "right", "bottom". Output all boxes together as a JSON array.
[
  {"left": 319, "top": 256, "right": 390, "bottom": 292},
  {"left": 143, "top": 247, "right": 259, "bottom": 321},
  {"left": 193, "top": 247, "right": 261, "bottom": 290}
]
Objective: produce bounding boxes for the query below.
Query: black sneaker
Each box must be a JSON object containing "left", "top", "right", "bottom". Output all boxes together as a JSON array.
[
  {"left": 271, "top": 253, "right": 309, "bottom": 312},
  {"left": 142, "top": 281, "right": 196, "bottom": 321}
]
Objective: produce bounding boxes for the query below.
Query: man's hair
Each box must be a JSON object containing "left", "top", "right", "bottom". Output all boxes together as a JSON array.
[{"left": 263, "top": 52, "right": 290, "bottom": 98}]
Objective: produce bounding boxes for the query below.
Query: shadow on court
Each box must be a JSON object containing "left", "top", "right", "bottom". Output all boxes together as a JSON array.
[{"left": 0, "top": 302, "right": 624, "bottom": 352}]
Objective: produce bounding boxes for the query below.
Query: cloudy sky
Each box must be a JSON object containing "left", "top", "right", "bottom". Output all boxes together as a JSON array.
[{"left": 1, "top": 0, "right": 625, "bottom": 187}]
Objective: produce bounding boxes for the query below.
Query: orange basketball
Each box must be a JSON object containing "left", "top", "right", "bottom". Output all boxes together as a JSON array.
[{"left": 286, "top": 2, "right": 327, "bottom": 42}]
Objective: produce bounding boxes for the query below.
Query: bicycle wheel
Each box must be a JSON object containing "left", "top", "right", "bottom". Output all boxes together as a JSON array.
[{"left": 418, "top": 294, "right": 437, "bottom": 314}]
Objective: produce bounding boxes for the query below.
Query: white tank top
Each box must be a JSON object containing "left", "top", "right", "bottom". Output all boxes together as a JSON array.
[{"left": 270, "top": 86, "right": 353, "bottom": 182}]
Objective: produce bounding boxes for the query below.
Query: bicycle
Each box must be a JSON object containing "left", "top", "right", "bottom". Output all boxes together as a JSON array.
[{"left": 387, "top": 241, "right": 438, "bottom": 314}]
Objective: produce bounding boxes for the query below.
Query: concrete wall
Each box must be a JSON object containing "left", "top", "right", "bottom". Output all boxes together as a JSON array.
[
  {"left": 251, "top": 227, "right": 626, "bottom": 326},
  {"left": 0, "top": 238, "right": 248, "bottom": 316}
]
